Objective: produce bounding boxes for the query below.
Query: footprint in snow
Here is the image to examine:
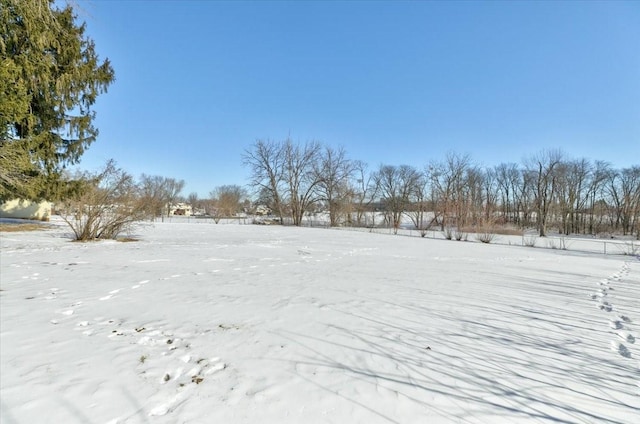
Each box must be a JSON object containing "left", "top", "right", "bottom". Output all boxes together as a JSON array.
[
  {"left": 618, "top": 314, "right": 632, "bottom": 323},
  {"left": 597, "top": 301, "right": 613, "bottom": 312},
  {"left": 617, "top": 331, "right": 636, "bottom": 344},
  {"left": 611, "top": 341, "right": 631, "bottom": 358},
  {"left": 160, "top": 356, "right": 226, "bottom": 387},
  {"left": 610, "top": 320, "right": 623, "bottom": 330},
  {"left": 149, "top": 356, "right": 227, "bottom": 417}
]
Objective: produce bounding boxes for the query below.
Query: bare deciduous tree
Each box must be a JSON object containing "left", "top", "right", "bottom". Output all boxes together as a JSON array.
[
  {"left": 429, "top": 152, "right": 472, "bottom": 231},
  {"left": 608, "top": 166, "right": 640, "bottom": 237},
  {"left": 164, "top": 178, "right": 185, "bottom": 218},
  {"left": 138, "top": 175, "right": 184, "bottom": 220},
  {"left": 283, "top": 140, "right": 322, "bottom": 226},
  {"left": 187, "top": 192, "right": 200, "bottom": 214},
  {"left": 494, "top": 163, "right": 523, "bottom": 226},
  {"left": 585, "top": 161, "right": 611, "bottom": 234},
  {"left": 314, "top": 146, "right": 353, "bottom": 226},
  {"left": 242, "top": 139, "right": 286, "bottom": 223},
  {"left": 375, "top": 164, "right": 421, "bottom": 234},
  {"left": 210, "top": 185, "right": 247, "bottom": 222},
  {"left": 350, "top": 160, "right": 379, "bottom": 227},
  {"left": 407, "top": 170, "right": 432, "bottom": 236},
  {"left": 480, "top": 168, "right": 498, "bottom": 224},
  {"left": 524, "top": 149, "right": 564, "bottom": 237},
  {"left": 464, "top": 165, "right": 485, "bottom": 227},
  {"left": 59, "top": 160, "right": 144, "bottom": 241},
  {"left": 556, "top": 158, "right": 591, "bottom": 235},
  {"left": 138, "top": 174, "right": 166, "bottom": 219}
]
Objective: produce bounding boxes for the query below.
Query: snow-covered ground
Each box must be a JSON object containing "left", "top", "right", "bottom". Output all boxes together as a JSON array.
[{"left": 1, "top": 219, "right": 638, "bottom": 423}]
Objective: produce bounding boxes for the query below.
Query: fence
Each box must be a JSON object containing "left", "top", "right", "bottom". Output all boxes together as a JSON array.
[
  {"left": 157, "top": 214, "right": 639, "bottom": 257},
  {"left": 350, "top": 226, "right": 639, "bottom": 257}
]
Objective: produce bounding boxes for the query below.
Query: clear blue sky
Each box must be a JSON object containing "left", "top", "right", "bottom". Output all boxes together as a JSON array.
[{"left": 75, "top": 0, "right": 640, "bottom": 198}]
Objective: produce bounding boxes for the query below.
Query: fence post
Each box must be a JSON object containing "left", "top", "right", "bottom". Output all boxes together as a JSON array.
[{"left": 604, "top": 242, "right": 607, "bottom": 255}]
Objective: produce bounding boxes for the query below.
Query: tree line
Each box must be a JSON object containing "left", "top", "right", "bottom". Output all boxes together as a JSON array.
[
  {"left": 55, "top": 139, "right": 639, "bottom": 241},
  {"left": 243, "top": 139, "right": 640, "bottom": 238}
]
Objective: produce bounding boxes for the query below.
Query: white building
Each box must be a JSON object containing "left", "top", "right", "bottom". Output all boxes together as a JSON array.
[
  {"left": 0, "top": 199, "right": 52, "bottom": 221},
  {"left": 167, "top": 202, "right": 193, "bottom": 216}
]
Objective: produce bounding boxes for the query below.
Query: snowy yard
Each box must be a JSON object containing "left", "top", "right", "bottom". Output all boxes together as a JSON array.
[{"left": 1, "top": 220, "right": 638, "bottom": 423}]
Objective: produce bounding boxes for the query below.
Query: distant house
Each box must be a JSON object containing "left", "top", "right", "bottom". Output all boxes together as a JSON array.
[
  {"left": 0, "top": 199, "right": 52, "bottom": 221},
  {"left": 254, "top": 205, "right": 271, "bottom": 216},
  {"left": 167, "top": 202, "right": 193, "bottom": 217}
]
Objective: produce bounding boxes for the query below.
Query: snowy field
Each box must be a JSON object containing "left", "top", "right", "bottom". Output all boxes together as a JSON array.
[{"left": 1, "top": 219, "right": 638, "bottom": 423}]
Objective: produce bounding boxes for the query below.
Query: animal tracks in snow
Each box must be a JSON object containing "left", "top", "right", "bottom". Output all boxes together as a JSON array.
[
  {"left": 146, "top": 356, "right": 229, "bottom": 418},
  {"left": 616, "top": 330, "right": 635, "bottom": 344},
  {"left": 14, "top": 250, "right": 237, "bottom": 416},
  {"left": 68, "top": 310, "right": 229, "bottom": 417},
  {"left": 589, "top": 259, "right": 639, "bottom": 395},
  {"left": 134, "top": 326, "right": 227, "bottom": 417},
  {"left": 54, "top": 268, "right": 232, "bottom": 419},
  {"left": 591, "top": 261, "right": 637, "bottom": 363},
  {"left": 610, "top": 340, "right": 632, "bottom": 358}
]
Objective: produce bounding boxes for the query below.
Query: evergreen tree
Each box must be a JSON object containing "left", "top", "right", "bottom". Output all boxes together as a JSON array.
[{"left": 0, "top": 0, "right": 115, "bottom": 200}]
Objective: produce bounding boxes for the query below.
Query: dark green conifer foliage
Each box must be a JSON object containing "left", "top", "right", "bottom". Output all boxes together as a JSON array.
[{"left": 0, "top": 0, "right": 115, "bottom": 200}]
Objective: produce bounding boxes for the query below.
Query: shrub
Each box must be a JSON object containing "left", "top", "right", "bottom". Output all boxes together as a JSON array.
[
  {"left": 59, "top": 161, "right": 145, "bottom": 241},
  {"left": 454, "top": 229, "right": 467, "bottom": 241},
  {"left": 476, "top": 230, "right": 496, "bottom": 244},
  {"left": 523, "top": 234, "right": 537, "bottom": 247},
  {"left": 475, "top": 218, "right": 497, "bottom": 244}
]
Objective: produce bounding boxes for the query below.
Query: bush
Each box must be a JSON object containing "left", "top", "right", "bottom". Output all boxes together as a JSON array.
[
  {"left": 474, "top": 218, "right": 497, "bottom": 244},
  {"left": 523, "top": 234, "right": 537, "bottom": 247},
  {"left": 476, "top": 230, "right": 496, "bottom": 244},
  {"left": 59, "top": 161, "right": 145, "bottom": 241},
  {"left": 454, "top": 229, "right": 467, "bottom": 241}
]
